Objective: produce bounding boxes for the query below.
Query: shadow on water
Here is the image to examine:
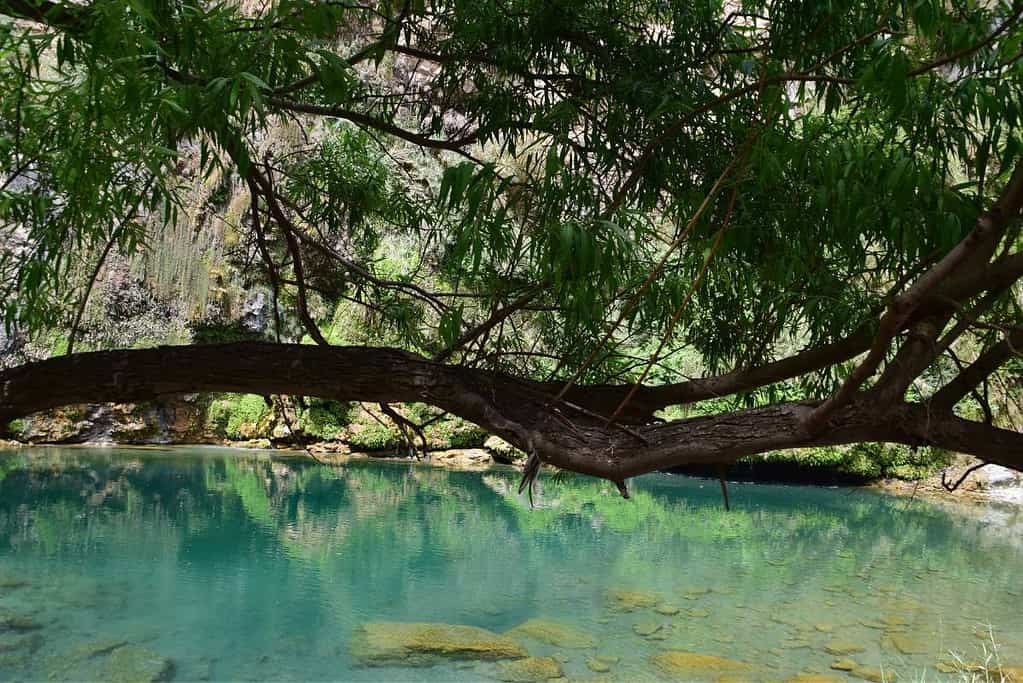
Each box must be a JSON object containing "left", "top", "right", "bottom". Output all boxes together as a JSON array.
[{"left": 0, "top": 446, "right": 1021, "bottom": 681}]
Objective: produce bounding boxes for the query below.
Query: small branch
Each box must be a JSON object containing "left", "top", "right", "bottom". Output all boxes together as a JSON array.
[{"left": 941, "top": 461, "right": 988, "bottom": 492}]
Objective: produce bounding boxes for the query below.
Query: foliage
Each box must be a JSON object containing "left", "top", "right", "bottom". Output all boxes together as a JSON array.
[
  {"left": 206, "top": 394, "right": 270, "bottom": 440},
  {"left": 0, "top": 0, "right": 1021, "bottom": 475},
  {"left": 297, "top": 399, "right": 353, "bottom": 441}
]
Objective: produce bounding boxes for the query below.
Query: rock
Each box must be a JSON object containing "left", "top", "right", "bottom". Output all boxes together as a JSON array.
[
  {"left": 606, "top": 589, "right": 659, "bottom": 612},
  {"left": 586, "top": 658, "right": 610, "bottom": 673},
  {"left": 496, "top": 656, "right": 563, "bottom": 682},
  {"left": 594, "top": 656, "right": 619, "bottom": 665},
  {"left": 650, "top": 651, "right": 752, "bottom": 677},
  {"left": 682, "top": 588, "right": 711, "bottom": 600},
  {"left": 654, "top": 603, "right": 681, "bottom": 616},
  {"left": 830, "top": 658, "right": 857, "bottom": 671},
  {"left": 105, "top": 646, "right": 175, "bottom": 683},
  {"left": 506, "top": 619, "right": 597, "bottom": 649},
  {"left": 350, "top": 622, "right": 527, "bottom": 666},
  {"left": 0, "top": 632, "right": 43, "bottom": 655},
  {"left": 814, "top": 624, "right": 834, "bottom": 633},
  {"left": 686, "top": 607, "right": 711, "bottom": 618},
  {"left": 851, "top": 666, "right": 896, "bottom": 682},
  {"left": 0, "top": 612, "right": 41, "bottom": 632},
  {"left": 823, "top": 640, "right": 864, "bottom": 655},
  {"left": 428, "top": 449, "right": 495, "bottom": 470},
  {"left": 484, "top": 436, "right": 525, "bottom": 463},
  {"left": 633, "top": 621, "right": 662, "bottom": 636},
  {"left": 71, "top": 639, "right": 129, "bottom": 659},
  {"left": 881, "top": 633, "right": 928, "bottom": 655}
]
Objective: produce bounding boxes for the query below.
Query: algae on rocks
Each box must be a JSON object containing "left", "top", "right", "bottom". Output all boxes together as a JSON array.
[{"left": 350, "top": 622, "right": 527, "bottom": 666}]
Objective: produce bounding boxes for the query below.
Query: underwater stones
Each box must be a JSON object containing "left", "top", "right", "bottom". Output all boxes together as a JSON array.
[
  {"left": 49, "top": 643, "right": 173, "bottom": 683},
  {"left": 350, "top": 622, "right": 527, "bottom": 666},
  {"left": 606, "top": 589, "right": 659, "bottom": 612},
  {"left": 823, "top": 640, "right": 864, "bottom": 656},
  {"left": 633, "top": 621, "right": 662, "bottom": 637},
  {"left": 650, "top": 651, "right": 752, "bottom": 677},
  {"left": 686, "top": 607, "right": 711, "bottom": 618},
  {"left": 682, "top": 588, "right": 711, "bottom": 600},
  {"left": 850, "top": 665, "right": 895, "bottom": 682},
  {"left": 507, "top": 619, "right": 598, "bottom": 649},
  {"left": 70, "top": 639, "right": 129, "bottom": 659},
  {"left": 105, "top": 646, "right": 175, "bottom": 683},
  {"left": 814, "top": 623, "right": 834, "bottom": 633},
  {"left": 0, "top": 631, "right": 43, "bottom": 654},
  {"left": 781, "top": 638, "right": 812, "bottom": 650},
  {"left": 594, "top": 656, "right": 619, "bottom": 665},
  {"left": 496, "top": 656, "right": 563, "bottom": 682},
  {"left": 830, "top": 658, "right": 857, "bottom": 671},
  {"left": 654, "top": 603, "right": 681, "bottom": 616},
  {"left": 881, "top": 632, "right": 928, "bottom": 655},
  {"left": 0, "top": 611, "right": 41, "bottom": 632},
  {"left": 586, "top": 658, "right": 610, "bottom": 673}
]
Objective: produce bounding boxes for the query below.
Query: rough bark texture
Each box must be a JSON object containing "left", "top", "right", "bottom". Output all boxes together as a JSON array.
[{"left": 2, "top": 343, "right": 1021, "bottom": 481}]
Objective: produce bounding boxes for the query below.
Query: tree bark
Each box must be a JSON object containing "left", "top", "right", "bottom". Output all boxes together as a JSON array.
[{"left": 3, "top": 343, "right": 1021, "bottom": 481}]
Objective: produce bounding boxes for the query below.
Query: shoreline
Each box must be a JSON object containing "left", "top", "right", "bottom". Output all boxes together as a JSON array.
[{"left": 3, "top": 438, "right": 1021, "bottom": 513}]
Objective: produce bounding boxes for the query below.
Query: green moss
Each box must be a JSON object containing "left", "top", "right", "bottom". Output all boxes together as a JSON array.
[
  {"left": 205, "top": 394, "right": 271, "bottom": 439},
  {"left": 3, "top": 420, "right": 26, "bottom": 438},
  {"left": 347, "top": 420, "right": 403, "bottom": 451},
  {"left": 299, "top": 399, "right": 353, "bottom": 440}
]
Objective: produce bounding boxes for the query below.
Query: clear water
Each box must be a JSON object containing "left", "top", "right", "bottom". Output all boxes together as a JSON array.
[{"left": 0, "top": 446, "right": 1021, "bottom": 682}]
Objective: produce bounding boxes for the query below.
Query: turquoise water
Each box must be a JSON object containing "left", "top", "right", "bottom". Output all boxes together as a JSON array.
[{"left": 0, "top": 446, "right": 1021, "bottom": 681}]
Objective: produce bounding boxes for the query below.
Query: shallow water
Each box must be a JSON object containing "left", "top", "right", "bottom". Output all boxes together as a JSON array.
[{"left": 0, "top": 446, "right": 1021, "bottom": 681}]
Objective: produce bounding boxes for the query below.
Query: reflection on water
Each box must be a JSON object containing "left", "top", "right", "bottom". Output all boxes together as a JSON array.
[{"left": 0, "top": 446, "right": 1021, "bottom": 681}]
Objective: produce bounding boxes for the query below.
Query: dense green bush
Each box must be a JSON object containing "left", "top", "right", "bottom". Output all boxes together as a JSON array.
[{"left": 206, "top": 394, "right": 271, "bottom": 439}]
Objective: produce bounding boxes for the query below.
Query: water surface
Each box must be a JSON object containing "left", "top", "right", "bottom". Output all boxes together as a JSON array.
[{"left": 0, "top": 446, "right": 1021, "bottom": 681}]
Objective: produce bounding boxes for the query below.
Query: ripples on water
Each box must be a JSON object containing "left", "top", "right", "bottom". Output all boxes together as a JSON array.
[{"left": 0, "top": 446, "right": 1021, "bottom": 681}]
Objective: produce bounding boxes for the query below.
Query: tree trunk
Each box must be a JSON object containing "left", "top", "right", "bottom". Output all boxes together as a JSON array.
[{"left": 2, "top": 343, "right": 1022, "bottom": 481}]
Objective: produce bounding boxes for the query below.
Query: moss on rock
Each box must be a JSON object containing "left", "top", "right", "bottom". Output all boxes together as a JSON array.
[
  {"left": 495, "top": 656, "right": 564, "bottom": 682},
  {"left": 350, "top": 622, "right": 527, "bottom": 666},
  {"left": 506, "top": 619, "right": 597, "bottom": 649},
  {"left": 650, "top": 651, "right": 752, "bottom": 677}
]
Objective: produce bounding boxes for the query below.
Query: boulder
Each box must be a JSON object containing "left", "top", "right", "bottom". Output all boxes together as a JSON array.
[
  {"left": 606, "top": 589, "right": 659, "bottom": 612},
  {"left": 506, "top": 619, "right": 597, "bottom": 649},
  {"left": 650, "top": 651, "right": 752, "bottom": 677},
  {"left": 496, "top": 656, "right": 563, "bottom": 682},
  {"left": 350, "top": 622, "right": 527, "bottom": 666}
]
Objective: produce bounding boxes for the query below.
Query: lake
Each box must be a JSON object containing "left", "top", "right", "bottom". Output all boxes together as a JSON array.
[{"left": 0, "top": 446, "right": 1020, "bottom": 681}]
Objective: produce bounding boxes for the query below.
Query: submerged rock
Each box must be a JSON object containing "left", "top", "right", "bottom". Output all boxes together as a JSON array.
[
  {"left": 830, "top": 658, "right": 857, "bottom": 671},
  {"left": 506, "top": 619, "right": 597, "bottom": 649},
  {"left": 105, "top": 646, "right": 175, "bottom": 683},
  {"left": 633, "top": 621, "right": 662, "bottom": 637},
  {"left": 654, "top": 603, "right": 681, "bottom": 616},
  {"left": 823, "top": 640, "right": 864, "bottom": 656},
  {"left": 650, "top": 651, "right": 752, "bottom": 677},
  {"left": 350, "top": 622, "right": 527, "bottom": 666},
  {"left": 586, "top": 658, "right": 610, "bottom": 673},
  {"left": 496, "top": 656, "right": 563, "bottom": 682},
  {"left": 881, "top": 632, "right": 928, "bottom": 655},
  {"left": 0, "top": 610, "right": 41, "bottom": 632},
  {"left": 70, "top": 639, "right": 129, "bottom": 659},
  {"left": 851, "top": 665, "right": 896, "bottom": 682},
  {"left": 606, "top": 589, "right": 659, "bottom": 612}
]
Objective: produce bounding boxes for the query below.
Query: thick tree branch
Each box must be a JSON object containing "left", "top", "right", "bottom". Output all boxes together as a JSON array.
[
  {"left": 930, "top": 328, "right": 1023, "bottom": 410},
  {"left": 5, "top": 344, "right": 1021, "bottom": 481},
  {"left": 806, "top": 159, "right": 1023, "bottom": 431}
]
